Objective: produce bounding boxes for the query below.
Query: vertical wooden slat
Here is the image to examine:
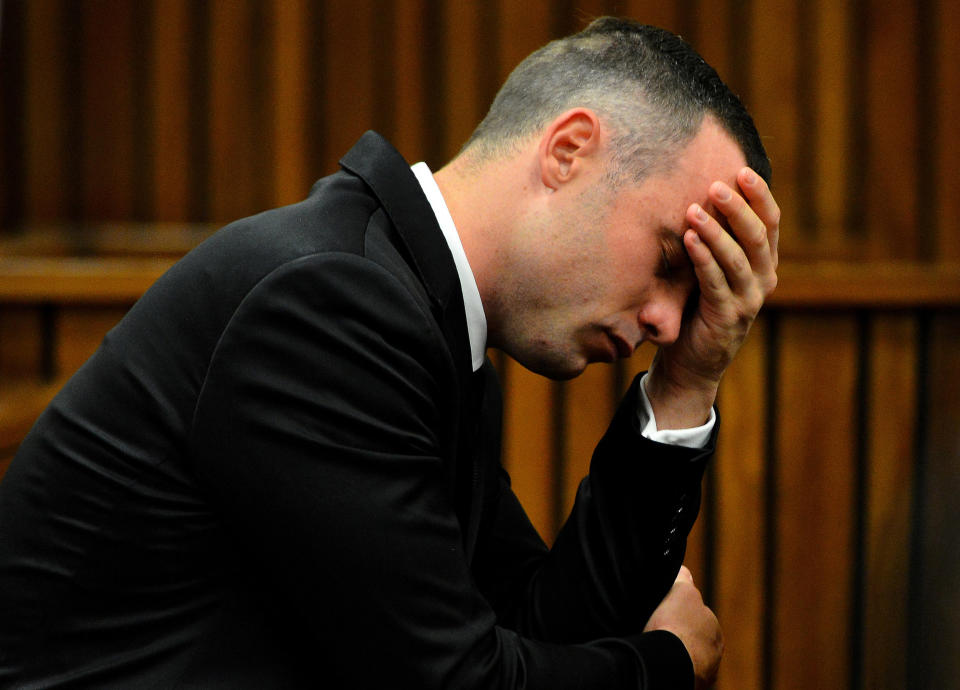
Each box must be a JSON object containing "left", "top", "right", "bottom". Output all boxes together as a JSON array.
[
  {"left": 208, "top": 0, "right": 270, "bottom": 223},
  {"left": 863, "top": 0, "right": 920, "bottom": 259},
  {"left": 442, "top": 1, "right": 485, "bottom": 159},
  {"left": 80, "top": 0, "right": 136, "bottom": 221},
  {"left": 501, "top": 357, "right": 557, "bottom": 543},
  {"left": 0, "top": 307, "right": 44, "bottom": 381},
  {"left": 619, "top": 344, "right": 656, "bottom": 396},
  {"left": 54, "top": 307, "right": 130, "bottom": 378},
  {"left": 0, "top": 0, "right": 26, "bottom": 230},
  {"left": 320, "top": 0, "right": 376, "bottom": 174},
  {"left": 150, "top": 0, "right": 193, "bottom": 220},
  {"left": 390, "top": 0, "right": 429, "bottom": 165},
  {"left": 714, "top": 317, "right": 768, "bottom": 690},
  {"left": 270, "top": 0, "right": 311, "bottom": 206},
  {"left": 914, "top": 312, "right": 960, "bottom": 688},
  {"left": 773, "top": 313, "right": 858, "bottom": 690},
  {"left": 687, "top": 0, "right": 735, "bottom": 90},
  {"left": 24, "top": 0, "right": 68, "bottom": 221},
  {"left": 813, "top": 0, "right": 854, "bottom": 256},
  {"left": 496, "top": 0, "right": 552, "bottom": 84},
  {"left": 862, "top": 314, "right": 916, "bottom": 690},
  {"left": 935, "top": 0, "right": 960, "bottom": 261},
  {"left": 747, "top": 0, "right": 800, "bottom": 258},
  {"left": 621, "top": 0, "right": 680, "bottom": 33},
  {"left": 561, "top": 362, "right": 616, "bottom": 519}
]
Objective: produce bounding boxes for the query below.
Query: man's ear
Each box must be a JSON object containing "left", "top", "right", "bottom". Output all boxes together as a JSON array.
[{"left": 538, "top": 108, "right": 603, "bottom": 191}]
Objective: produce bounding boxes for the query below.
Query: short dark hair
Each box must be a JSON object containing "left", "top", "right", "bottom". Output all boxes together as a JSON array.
[{"left": 464, "top": 17, "right": 771, "bottom": 184}]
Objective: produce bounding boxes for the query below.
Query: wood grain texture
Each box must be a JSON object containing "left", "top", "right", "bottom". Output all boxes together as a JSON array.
[
  {"left": 149, "top": 0, "right": 193, "bottom": 220},
  {"left": 55, "top": 306, "right": 129, "bottom": 377},
  {"left": 773, "top": 313, "right": 858, "bottom": 690},
  {"left": 1, "top": 3, "right": 960, "bottom": 685},
  {"left": 914, "top": 313, "right": 960, "bottom": 688},
  {"left": 500, "top": 357, "right": 557, "bottom": 542},
  {"left": 561, "top": 362, "right": 617, "bottom": 521},
  {"left": 864, "top": 0, "right": 920, "bottom": 259},
  {"left": 714, "top": 317, "right": 769, "bottom": 690},
  {"left": 862, "top": 314, "right": 917, "bottom": 690},
  {"left": 23, "top": 0, "right": 68, "bottom": 221},
  {"left": 270, "top": 0, "right": 312, "bottom": 207},
  {"left": 80, "top": 0, "right": 137, "bottom": 221},
  {"left": 208, "top": 0, "right": 271, "bottom": 222},
  {"left": 935, "top": 0, "right": 960, "bottom": 261}
]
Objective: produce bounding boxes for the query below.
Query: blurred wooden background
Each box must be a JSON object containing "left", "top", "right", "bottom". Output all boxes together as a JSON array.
[{"left": 1, "top": 1, "right": 959, "bottom": 688}]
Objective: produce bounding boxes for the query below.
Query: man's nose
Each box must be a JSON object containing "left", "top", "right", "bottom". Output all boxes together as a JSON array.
[{"left": 638, "top": 297, "right": 684, "bottom": 345}]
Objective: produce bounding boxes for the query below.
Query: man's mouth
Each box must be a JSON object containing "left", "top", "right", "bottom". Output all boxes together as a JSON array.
[{"left": 603, "top": 330, "right": 635, "bottom": 359}]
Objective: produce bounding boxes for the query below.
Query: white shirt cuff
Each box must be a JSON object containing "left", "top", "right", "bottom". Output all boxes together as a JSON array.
[{"left": 637, "top": 373, "right": 715, "bottom": 449}]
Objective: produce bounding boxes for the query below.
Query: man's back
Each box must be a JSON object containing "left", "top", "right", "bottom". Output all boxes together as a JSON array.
[{"left": 0, "top": 164, "right": 432, "bottom": 686}]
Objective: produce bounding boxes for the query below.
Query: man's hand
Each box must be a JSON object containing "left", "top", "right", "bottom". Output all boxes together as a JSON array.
[
  {"left": 646, "top": 167, "right": 780, "bottom": 429},
  {"left": 644, "top": 566, "right": 723, "bottom": 689}
]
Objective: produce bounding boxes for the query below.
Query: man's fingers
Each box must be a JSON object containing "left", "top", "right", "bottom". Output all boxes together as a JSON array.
[
  {"left": 706, "top": 182, "right": 776, "bottom": 286},
  {"left": 676, "top": 565, "right": 694, "bottom": 584},
  {"left": 737, "top": 167, "right": 781, "bottom": 268},
  {"left": 683, "top": 228, "right": 731, "bottom": 302}
]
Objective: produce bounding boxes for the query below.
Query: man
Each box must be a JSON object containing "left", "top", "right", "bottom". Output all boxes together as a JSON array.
[{"left": 0, "top": 18, "right": 778, "bottom": 689}]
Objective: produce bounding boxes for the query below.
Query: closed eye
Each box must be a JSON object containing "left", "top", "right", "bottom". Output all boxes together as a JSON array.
[
  {"left": 658, "top": 246, "right": 673, "bottom": 278},
  {"left": 657, "top": 233, "right": 691, "bottom": 282}
]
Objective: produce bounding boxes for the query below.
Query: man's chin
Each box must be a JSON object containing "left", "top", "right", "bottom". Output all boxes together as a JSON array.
[{"left": 521, "top": 354, "right": 588, "bottom": 381}]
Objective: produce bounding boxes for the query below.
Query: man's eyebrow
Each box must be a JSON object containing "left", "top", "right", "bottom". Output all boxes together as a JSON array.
[{"left": 658, "top": 226, "right": 688, "bottom": 254}]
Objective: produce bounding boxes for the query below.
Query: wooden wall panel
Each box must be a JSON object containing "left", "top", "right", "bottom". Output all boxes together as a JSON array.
[
  {"left": 561, "top": 362, "right": 616, "bottom": 518},
  {"left": 0, "top": 306, "right": 44, "bottom": 381},
  {"left": 747, "top": 0, "right": 801, "bottom": 255},
  {"left": 23, "top": 0, "right": 69, "bottom": 221},
  {"left": 935, "top": 0, "right": 960, "bottom": 261},
  {"left": 862, "top": 314, "right": 917, "bottom": 690},
  {"left": 864, "top": 0, "right": 920, "bottom": 259},
  {"left": 501, "top": 357, "right": 557, "bottom": 542},
  {"left": 773, "top": 314, "right": 858, "bottom": 690},
  {"left": 496, "top": 0, "right": 552, "bottom": 85},
  {"left": 441, "top": 2, "right": 487, "bottom": 161},
  {"left": 269, "top": 0, "right": 311, "bottom": 207},
  {"left": 812, "top": 0, "right": 854, "bottom": 255},
  {"left": 622, "top": 0, "right": 680, "bottom": 35},
  {"left": 54, "top": 306, "right": 128, "bottom": 378},
  {"left": 714, "top": 318, "right": 769, "bottom": 690},
  {"left": 80, "top": 0, "right": 137, "bottom": 221},
  {"left": 387, "top": 0, "right": 429, "bottom": 166},
  {"left": 915, "top": 313, "right": 960, "bottom": 688},
  {"left": 149, "top": 0, "right": 193, "bottom": 220},
  {"left": 686, "top": 0, "right": 735, "bottom": 84},
  {"left": 319, "top": 0, "right": 378, "bottom": 177},
  {"left": 208, "top": 0, "right": 271, "bottom": 222}
]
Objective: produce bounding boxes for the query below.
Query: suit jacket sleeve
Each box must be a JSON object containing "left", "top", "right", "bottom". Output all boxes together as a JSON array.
[
  {"left": 189, "top": 253, "right": 673, "bottom": 689},
  {"left": 469, "top": 366, "right": 711, "bottom": 687}
]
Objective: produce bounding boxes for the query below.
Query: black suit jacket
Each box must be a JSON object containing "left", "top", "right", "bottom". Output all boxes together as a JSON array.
[{"left": 0, "top": 133, "right": 713, "bottom": 688}]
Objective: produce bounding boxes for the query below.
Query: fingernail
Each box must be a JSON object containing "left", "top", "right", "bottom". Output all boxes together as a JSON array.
[
  {"left": 694, "top": 205, "right": 707, "bottom": 222},
  {"left": 714, "top": 184, "right": 731, "bottom": 202},
  {"left": 742, "top": 169, "right": 757, "bottom": 186}
]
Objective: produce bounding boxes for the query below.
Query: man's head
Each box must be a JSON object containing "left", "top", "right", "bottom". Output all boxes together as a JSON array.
[
  {"left": 464, "top": 17, "right": 769, "bottom": 187},
  {"left": 436, "top": 19, "right": 770, "bottom": 380}
]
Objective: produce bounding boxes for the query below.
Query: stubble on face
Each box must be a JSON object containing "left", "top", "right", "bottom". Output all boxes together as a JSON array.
[{"left": 489, "top": 184, "right": 625, "bottom": 379}]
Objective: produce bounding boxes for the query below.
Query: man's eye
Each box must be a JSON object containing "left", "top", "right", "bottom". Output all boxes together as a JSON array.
[{"left": 659, "top": 247, "right": 673, "bottom": 277}]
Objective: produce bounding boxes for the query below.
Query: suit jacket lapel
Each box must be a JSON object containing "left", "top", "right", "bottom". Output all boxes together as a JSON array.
[{"left": 340, "top": 132, "right": 486, "bottom": 560}]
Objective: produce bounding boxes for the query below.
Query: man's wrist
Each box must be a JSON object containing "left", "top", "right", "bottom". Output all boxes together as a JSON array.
[
  {"left": 643, "top": 359, "right": 718, "bottom": 431},
  {"left": 637, "top": 373, "right": 715, "bottom": 448}
]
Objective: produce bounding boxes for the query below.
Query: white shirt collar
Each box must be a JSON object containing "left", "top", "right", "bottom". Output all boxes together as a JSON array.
[{"left": 410, "top": 162, "right": 487, "bottom": 371}]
